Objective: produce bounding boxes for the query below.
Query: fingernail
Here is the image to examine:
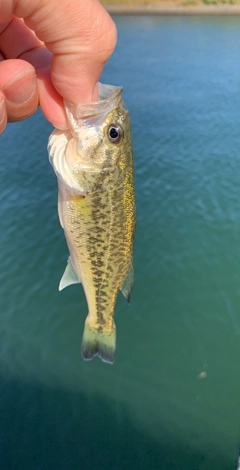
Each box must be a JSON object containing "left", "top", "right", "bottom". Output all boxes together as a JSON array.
[
  {"left": 0, "top": 99, "right": 7, "bottom": 133},
  {"left": 0, "top": 99, "right": 4, "bottom": 120},
  {"left": 4, "top": 71, "right": 36, "bottom": 104},
  {"left": 55, "top": 124, "right": 68, "bottom": 130}
]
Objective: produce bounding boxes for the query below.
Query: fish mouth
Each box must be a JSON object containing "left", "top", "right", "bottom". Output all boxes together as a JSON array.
[
  {"left": 64, "top": 83, "right": 123, "bottom": 135},
  {"left": 65, "top": 83, "right": 123, "bottom": 115},
  {"left": 91, "top": 83, "right": 123, "bottom": 106}
]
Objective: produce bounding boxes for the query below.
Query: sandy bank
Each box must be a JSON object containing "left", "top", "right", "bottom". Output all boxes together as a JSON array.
[{"left": 105, "top": 3, "right": 240, "bottom": 15}]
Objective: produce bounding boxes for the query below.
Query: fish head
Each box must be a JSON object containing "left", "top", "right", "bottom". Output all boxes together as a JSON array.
[
  {"left": 49, "top": 84, "right": 132, "bottom": 193},
  {"left": 65, "top": 84, "right": 132, "bottom": 178}
]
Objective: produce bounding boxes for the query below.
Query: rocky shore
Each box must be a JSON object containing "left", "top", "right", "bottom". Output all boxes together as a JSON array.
[{"left": 104, "top": 3, "right": 240, "bottom": 15}]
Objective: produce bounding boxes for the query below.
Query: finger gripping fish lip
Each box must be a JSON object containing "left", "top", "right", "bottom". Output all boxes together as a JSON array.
[{"left": 64, "top": 83, "right": 123, "bottom": 124}]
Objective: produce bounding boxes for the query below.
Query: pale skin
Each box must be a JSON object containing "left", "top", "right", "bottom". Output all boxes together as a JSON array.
[{"left": 0, "top": 0, "right": 117, "bottom": 133}]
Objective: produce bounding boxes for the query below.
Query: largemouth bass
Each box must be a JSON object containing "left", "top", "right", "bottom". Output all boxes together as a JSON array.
[{"left": 48, "top": 83, "right": 135, "bottom": 364}]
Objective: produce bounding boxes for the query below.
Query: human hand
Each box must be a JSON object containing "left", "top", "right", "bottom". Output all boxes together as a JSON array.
[{"left": 0, "top": 0, "right": 117, "bottom": 133}]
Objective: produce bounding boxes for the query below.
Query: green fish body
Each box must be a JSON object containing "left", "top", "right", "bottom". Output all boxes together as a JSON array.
[{"left": 48, "top": 83, "right": 135, "bottom": 364}]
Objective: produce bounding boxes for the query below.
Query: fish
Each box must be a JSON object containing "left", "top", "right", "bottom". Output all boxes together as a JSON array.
[{"left": 48, "top": 83, "right": 136, "bottom": 364}]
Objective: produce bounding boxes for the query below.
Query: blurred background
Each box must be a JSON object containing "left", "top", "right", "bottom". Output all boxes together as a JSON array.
[{"left": 1, "top": 13, "right": 240, "bottom": 470}]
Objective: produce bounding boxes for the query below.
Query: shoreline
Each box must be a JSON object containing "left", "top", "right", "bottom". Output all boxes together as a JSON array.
[{"left": 104, "top": 4, "right": 240, "bottom": 15}]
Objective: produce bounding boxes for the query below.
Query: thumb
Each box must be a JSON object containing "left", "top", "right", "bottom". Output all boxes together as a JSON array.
[{"left": 1, "top": 0, "right": 117, "bottom": 105}]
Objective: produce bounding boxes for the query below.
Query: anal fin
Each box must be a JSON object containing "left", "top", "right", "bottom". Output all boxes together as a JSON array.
[
  {"left": 120, "top": 259, "right": 134, "bottom": 304},
  {"left": 59, "top": 256, "right": 80, "bottom": 291}
]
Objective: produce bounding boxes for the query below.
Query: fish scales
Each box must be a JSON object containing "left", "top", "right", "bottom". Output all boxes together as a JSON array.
[{"left": 48, "top": 83, "right": 135, "bottom": 364}]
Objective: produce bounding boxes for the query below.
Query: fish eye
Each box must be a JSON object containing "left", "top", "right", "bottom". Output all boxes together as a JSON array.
[{"left": 107, "top": 124, "right": 124, "bottom": 144}]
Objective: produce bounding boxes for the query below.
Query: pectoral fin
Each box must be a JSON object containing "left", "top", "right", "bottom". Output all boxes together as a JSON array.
[
  {"left": 59, "top": 257, "right": 81, "bottom": 291},
  {"left": 120, "top": 260, "right": 134, "bottom": 304}
]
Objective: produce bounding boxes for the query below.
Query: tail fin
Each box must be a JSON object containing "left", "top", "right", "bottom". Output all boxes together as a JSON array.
[{"left": 81, "top": 318, "right": 116, "bottom": 364}]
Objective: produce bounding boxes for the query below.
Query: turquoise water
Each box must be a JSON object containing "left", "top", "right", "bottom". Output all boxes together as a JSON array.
[{"left": 1, "top": 15, "right": 240, "bottom": 469}]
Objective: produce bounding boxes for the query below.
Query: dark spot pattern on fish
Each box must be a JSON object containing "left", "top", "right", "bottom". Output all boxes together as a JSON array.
[{"left": 55, "top": 107, "right": 135, "bottom": 335}]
